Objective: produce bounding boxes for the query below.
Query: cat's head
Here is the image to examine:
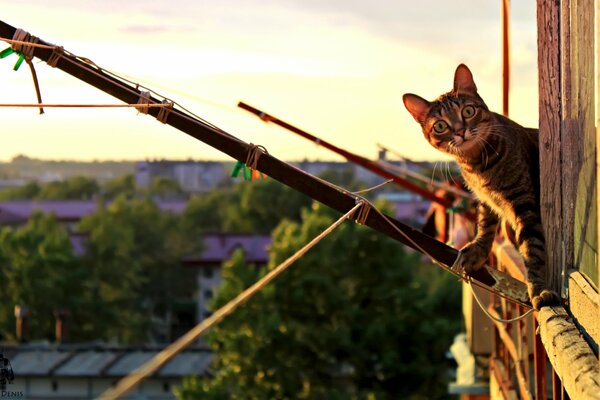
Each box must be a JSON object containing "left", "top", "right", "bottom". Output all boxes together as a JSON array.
[{"left": 403, "top": 64, "right": 492, "bottom": 159}]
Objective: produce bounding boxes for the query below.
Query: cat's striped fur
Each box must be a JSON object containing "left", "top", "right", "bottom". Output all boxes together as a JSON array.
[{"left": 403, "top": 64, "right": 560, "bottom": 310}]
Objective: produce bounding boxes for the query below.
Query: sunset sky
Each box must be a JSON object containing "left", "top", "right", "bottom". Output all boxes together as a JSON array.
[{"left": 0, "top": 1, "right": 537, "bottom": 162}]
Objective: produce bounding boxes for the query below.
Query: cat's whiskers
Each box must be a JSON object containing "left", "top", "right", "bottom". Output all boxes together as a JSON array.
[
  {"left": 431, "top": 161, "right": 440, "bottom": 186},
  {"left": 446, "top": 162, "right": 459, "bottom": 186}
]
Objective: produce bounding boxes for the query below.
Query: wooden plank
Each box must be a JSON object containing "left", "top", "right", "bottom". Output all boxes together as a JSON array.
[
  {"left": 538, "top": 306, "right": 600, "bottom": 400},
  {"left": 0, "top": 21, "right": 532, "bottom": 306},
  {"left": 537, "top": 0, "right": 563, "bottom": 294},
  {"left": 597, "top": 0, "right": 600, "bottom": 329},
  {"left": 567, "top": 0, "right": 598, "bottom": 288},
  {"left": 567, "top": 271, "right": 599, "bottom": 351}
]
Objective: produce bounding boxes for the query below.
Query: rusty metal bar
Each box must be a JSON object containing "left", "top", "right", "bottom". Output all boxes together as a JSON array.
[
  {"left": 502, "top": 0, "right": 510, "bottom": 116},
  {"left": 533, "top": 317, "right": 548, "bottom": 400},
  {"left": 488, "top": 306, "right": 533, "bottom": 400}
]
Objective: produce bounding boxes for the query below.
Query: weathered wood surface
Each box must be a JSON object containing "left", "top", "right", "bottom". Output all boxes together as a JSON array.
[
  {"left": 538, "top": 306, "right": 600, "bottom": 400},
  {"left": 537, "top": 0, "right": 563, "bottom": 294},
  {"left": 566, "top": 0, "right": 597, "bottom": 289},
  {"left": 567, "top": 271, "right": 599, "bottom": 351}
]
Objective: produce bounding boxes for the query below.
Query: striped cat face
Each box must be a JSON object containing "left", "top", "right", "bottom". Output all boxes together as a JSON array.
[{"left": 403, "top": 64, "right": 492, "bottom": 159}]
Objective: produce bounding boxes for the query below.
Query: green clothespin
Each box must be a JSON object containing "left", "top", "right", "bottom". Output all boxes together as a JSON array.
[
  {"left": 0, "top": 46, "right": 25, "bottom": 71},
  {"left": 231, "top": 161, "right": 244, "bottom": 178},
  {"left": 0, "top": 47, "right": 15, "bottom": 59},
  {"left": 243, "top": 166, "right": 252, "bottom": 181},
  {"left": 231, "top": 161, "right": 253, "bottom": 181},
  {"left": 13, "top": 53, "right": 25, "bottom": 71}
]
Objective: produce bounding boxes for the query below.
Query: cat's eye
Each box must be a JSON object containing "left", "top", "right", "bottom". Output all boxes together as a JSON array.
[
  {"left": 433, "top": 120, "right": 448, "bottom": 133},
  {"left": 462, "top": 105, "right": 476, "bottom": 118}
]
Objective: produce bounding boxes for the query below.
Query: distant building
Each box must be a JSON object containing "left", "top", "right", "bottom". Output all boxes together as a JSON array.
[
  {"left": 1, "top": 342, "right": 211, "bottom": 400},
  {"left": 182, "top": 233, "right": 271, "bottom": 324},
  {"left": 376, "top": 192, "right": 431, "bottom": 225},
  {"left": 136, "top": 160, "right": 233, "bottom": 193},
  {"left": 135, "top": 158, "right": 439, "bottom": 194}
]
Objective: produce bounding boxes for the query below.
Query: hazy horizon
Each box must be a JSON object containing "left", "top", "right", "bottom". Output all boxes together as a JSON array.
[{"left": 1, "top": 1, "right": 537, "bottom": 162}]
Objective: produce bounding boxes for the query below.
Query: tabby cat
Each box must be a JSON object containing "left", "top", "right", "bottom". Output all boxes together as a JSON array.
[{"left": 402, "top": 64, "right": 559, "bottom": 310}]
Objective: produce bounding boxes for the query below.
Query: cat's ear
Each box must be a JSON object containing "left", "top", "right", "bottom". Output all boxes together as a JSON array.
[
  {"left": 403, "top": 93, "right": 431, "bottom": 124},
  {"left": 453, "top": 64, "right": 478, "bottom": 95}
]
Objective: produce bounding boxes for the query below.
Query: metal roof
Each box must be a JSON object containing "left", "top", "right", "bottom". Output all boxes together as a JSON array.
[
  {"left": 54, "top": 350, "right": 117, "bottom": 376},
  {"left": 105, "top": 351, "right": 156, "bottom": 377},
  {"left": 3, "top": 344, "right": 211, "bottom": 378},
  {"left": 10, "top": 350, "right": 71, "bottom": 376},
  {"left": 159, "top": 352, "right": 212, "bottom": 377}
]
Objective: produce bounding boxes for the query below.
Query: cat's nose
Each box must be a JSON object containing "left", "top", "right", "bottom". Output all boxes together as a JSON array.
[{"left": 456, "top": 129, "right": 466, "bottom": 138}]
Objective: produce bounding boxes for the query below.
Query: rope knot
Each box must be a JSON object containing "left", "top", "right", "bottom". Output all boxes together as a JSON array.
[
  {"left": 245, "top": 143, "right": 268, "bottom": 170},
  {"left": 47, "top": 46, "right": 64, "bottom": 68},
  {"left": 136, "top": 91, "right": 152, "bottom": 115},
  {"left": 156, "top": 100, "right": 174, "bottom": 123},
  {"left": 12, "top": 29, "right": 38, "bottom": 61},
  {"left": 9, "top": 28, "right": 43, "bottom": 114},
  {"left": 353, "top": 199, "right": 372, "bottom": 225}
]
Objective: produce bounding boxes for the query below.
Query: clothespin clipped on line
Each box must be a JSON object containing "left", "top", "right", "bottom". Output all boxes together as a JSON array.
[
  {"left": 0, "top": 47, "right": 25, "bottom": 71},
  {"left": 231, "top": 161, "right": 267, "bottom": 181}
]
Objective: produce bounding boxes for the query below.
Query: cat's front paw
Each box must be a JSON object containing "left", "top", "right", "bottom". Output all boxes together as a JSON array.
[
  {"left": 453, "top": 243, "right": 489, "bottom": 276},
  {"left": 531, "top": 289, "right": 561, "bottom": 311}
]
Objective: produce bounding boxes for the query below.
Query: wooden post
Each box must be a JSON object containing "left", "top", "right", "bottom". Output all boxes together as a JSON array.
[{"left": 537, "top": 0, "right": 563, "bottom": 294}]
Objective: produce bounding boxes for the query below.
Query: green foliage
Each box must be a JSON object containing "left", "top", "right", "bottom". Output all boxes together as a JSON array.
[
  {"left": 184, "top": 179, "right": 311, "bottom": 235},
  {"left": 78, "top": 197, "right": 196, "bottom": 342},
  {"left": 0, "top": 195, "right": 197, "bottom": 343},
  {"left": 0, "top": 213, "right": 89, "bottom": 340},
  {"left": 148, "top": 176, "right": 184, "bottom": 198},
  {"left": 101, "top": 174, "right": 136, "bottom": 199},
  {"left": 177, "top": 202, "right": 461, "bottom": 400},
  {"left": 0, "top": 181, "right": 41, "bottom": 200},
  {"left": 37, "top": 176, "right": 100, "bottom": 200}
]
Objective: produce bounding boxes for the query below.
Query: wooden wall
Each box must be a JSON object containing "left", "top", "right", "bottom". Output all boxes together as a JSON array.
[{"left": 537, "top": 0, "right": 597, "bottom": 294}]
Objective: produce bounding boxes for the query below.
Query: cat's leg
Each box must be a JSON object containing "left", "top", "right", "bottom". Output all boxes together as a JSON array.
[
  {"left": 515, "top": 214, "right": 561, "bottom": 310},
  {"left": 454, "top": 203, "right": 498, "bottom": 275}
]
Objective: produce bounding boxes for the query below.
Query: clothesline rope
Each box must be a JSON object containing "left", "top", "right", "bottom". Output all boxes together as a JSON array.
[
  {"left": 0, "top": 33, "right": 235, "bottom": 137},
  {"left": 0, "top": 103, "right": 176, "bottom": 108}
]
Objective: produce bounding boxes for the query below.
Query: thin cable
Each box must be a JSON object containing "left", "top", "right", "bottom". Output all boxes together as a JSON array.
[
  {"left": 352, "top": 179, "right": 394, "bottom": 194},
  {"left": 98, "top": 202, "right": 363, "bottom": 400},
  {"left": 469, "top": 277, "right": 534, "bottom": 323},
  {"left": 0, "top": 34, "right": 235, "bottom": 137}
]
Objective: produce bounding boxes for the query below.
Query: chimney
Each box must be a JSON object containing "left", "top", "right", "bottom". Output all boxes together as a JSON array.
[
  {"left": 54, "top": 309, "right": 70, "bottom": 344},
  {"left": 14, "top": 305, "right": 29, "bottom": 343}
]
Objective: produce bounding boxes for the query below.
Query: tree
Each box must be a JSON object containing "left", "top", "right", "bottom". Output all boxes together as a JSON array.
[
  {"left": 0, "top": 181, "right": 41, "bottom": 200},
  {"left": 101, "top": 174, "right": 136, "bottom": 200},
  {"left": 0, "top": 213, "right": 90, "bottom": 341},
  {"left": 37, "top": 176, "right": 100, "bottom": 200},
  {"left": 183, "top": 179, "right": 311, "bottom": 235},
  {"left": 78, "top": 196, "right": 197, "bottom": 343},
  {"left": 176, "top": 201, "right": 461, "bottom": 399},
  {"left": 148, "top": 176, "right": 184, "bottom": 198}
]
